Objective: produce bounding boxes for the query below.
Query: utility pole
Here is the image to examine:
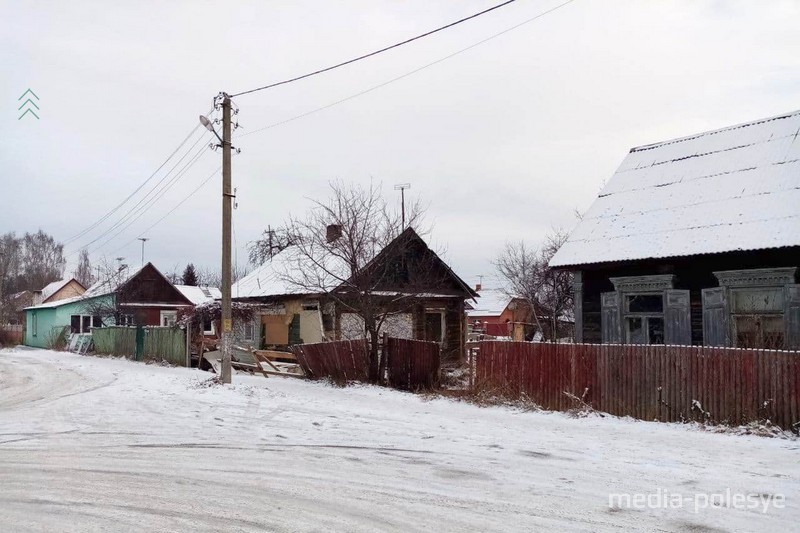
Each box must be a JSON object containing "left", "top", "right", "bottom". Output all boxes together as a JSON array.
[
  {"left": 137, "top": 238, "right": 149, "bottom": 266},
  {"left": 394, "top": 183, "right": 411, "bottom": 228},
  {"left": 200, "top": 93, "right": 235, "bottom": 384},
  {"left": 220, "top": 94, "right": 233, "bottom": 384}
]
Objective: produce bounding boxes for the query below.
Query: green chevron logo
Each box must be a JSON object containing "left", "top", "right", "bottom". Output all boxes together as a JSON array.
[{"left": 18, "top": 89, "right": 40, "bottom": 120}]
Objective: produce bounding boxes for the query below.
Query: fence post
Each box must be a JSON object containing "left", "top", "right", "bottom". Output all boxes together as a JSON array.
[
  {"left": 379, "top": 332, "right": 389, "bottom": 385},
  {"left": 185, "top": 323, "right": 191, "bottom": 368},
  {"left": 134, "top": 326, "right": 144, "bottom": 361}
]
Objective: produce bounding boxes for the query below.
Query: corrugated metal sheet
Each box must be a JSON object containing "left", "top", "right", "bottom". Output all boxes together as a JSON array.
[{"left": 550, "top": 110, "right": 800, "bottom": 267}]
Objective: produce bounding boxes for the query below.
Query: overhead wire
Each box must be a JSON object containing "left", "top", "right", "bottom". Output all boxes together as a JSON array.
[
  {"left": 238, "top": 0, "right": 575, "bottom": 139},
  {"left": 66, "top": 108, "right": 218, "bottom": 257},
  {"left": 230, "top": 0, "right": 519, "bottom": 97}
]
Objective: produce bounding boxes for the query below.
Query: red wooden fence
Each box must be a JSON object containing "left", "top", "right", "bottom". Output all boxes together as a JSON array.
[
  {"left": 473, "top": 341, "right": 800, "bottom": 430},
  {"left": 385, "top": 337, "right": 440, "bottom": 391},
  {"left": 0, "top": 325, "right": 23, "bottom": 345},
  {"left": 290, "top": 339, "right": 369, "bottom": 383}
]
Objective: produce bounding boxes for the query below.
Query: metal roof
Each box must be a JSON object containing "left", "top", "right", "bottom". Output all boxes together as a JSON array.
[{"left": 550, "top": 110, "right": 800, "bottom": 268}]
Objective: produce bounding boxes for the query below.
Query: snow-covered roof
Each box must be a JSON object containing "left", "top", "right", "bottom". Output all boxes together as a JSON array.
[
  {"left": 175, "top": 285, "right": 221, "bottom": 306},
  {"left": 550, "top": 110, "right": 800, "bottom": 267},
  {"left": 38, "top": 279, "right": 75, "bottom": 302},
  {"left": 232, "top": 251, "right": 311, "bottom": 299},
  {"left": 466, "top": 289, "right": 512, "bottom": 318}
]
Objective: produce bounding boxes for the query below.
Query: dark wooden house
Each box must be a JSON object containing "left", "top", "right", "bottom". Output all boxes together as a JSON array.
[
  {"left": 550, "top": 110, "right": 800, "bottom": 349},
  {"left": 335, "top": 227, "right": 478, "bottom": 360},
  {"left": 83, "top": 262, "right": 194, "bottom": 327}
]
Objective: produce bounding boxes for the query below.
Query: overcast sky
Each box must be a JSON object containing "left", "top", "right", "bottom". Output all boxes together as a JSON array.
[{"left": 3, "top": 0, "right": 799, "bottom": 289}]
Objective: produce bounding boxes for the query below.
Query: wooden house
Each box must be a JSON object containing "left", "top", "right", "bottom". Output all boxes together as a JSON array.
[
  {"left": 233, "top": 228, "right": 477, "bottom": 360},
  {"left": 24, "top": 263, "right": 193, "bottom": 348},
  {"left": 33, "top": 278, "right": 86, "bottom": 306},
  {"left": 550, "top": 110, "right": 800, "bottom": 349}
]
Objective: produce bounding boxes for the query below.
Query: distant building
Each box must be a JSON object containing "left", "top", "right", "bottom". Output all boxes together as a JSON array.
[{"left": 550, "top": 110, "right": 800, "bottom": 349}]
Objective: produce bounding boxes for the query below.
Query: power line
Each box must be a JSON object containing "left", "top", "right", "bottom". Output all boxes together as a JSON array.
[
  {"left": 65, "top": 120, "right": 215, "bottom": 257},
  {"left": 109, "top": 165, "right": 221, "bottom": 256},
  {"left": 89, "top": 144, "right": 211, "bottom": 255},
  {"left": 231, "top": 0, "right": 519, "bottom": 97},
  {"left": 63, "top": 111, "right": 212, "bottom": 246},
  {"left": 239, "top": 0, "right": 575, "bottom": 139}
]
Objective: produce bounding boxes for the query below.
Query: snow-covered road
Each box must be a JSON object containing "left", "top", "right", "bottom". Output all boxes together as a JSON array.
[{"left": 0, "top": 347, "right": 797, "bottom": 532}]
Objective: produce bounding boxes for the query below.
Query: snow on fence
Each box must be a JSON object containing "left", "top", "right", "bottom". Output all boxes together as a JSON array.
[
  {"left": 472, "top": 341, "right": 800, "bottom": 430},
  {"left": 92, "top": 326, "right": 186, "bottom": 366},
  {"left": 290, "top": 339, "right": 370, "bottom": 383},
  {"left": 385, "top": 337, "right": 440, "bottom": 391}
]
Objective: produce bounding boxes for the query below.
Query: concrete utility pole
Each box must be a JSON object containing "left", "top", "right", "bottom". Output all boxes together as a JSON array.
[{"left": 220, "top": 94, "right": 233, "bottom": 384}]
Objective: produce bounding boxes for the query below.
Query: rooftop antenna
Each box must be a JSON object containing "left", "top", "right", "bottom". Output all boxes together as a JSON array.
[
  {"left": 394, "top": 183, "right": 411, "bottom": 229},
  {"left": 137, "top": 237, "right": 149, "bottom": 266}
]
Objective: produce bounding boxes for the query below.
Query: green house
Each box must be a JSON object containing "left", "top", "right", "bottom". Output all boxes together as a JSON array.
[{"left": 24, "top": 294, "right": 112, "bottom": 349}]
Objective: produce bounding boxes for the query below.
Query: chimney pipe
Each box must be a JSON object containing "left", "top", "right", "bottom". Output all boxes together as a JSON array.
[{"left": 326, "top": 224, "right": 342, "bottom": 243}]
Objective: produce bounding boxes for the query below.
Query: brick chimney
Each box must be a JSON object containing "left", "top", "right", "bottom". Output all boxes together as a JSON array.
[
  {"left": 326, "top": 224, "right": 342, "bottom": 243},
  {"left": 475, "top": 283, "right": 482, "bottom": 292}
]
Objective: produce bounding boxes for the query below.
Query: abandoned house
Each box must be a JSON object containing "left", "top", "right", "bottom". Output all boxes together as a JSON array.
[
  {"left": 550, "top": 109, "right": 800, "bottom": 349},
  {"left": 232, "top": 227, "right": 478, "bottom": 359}
]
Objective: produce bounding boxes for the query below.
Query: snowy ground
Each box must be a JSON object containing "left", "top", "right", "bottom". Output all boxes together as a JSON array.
[{"left": 1, "top": 347, "right": 798, "bottom": 532}]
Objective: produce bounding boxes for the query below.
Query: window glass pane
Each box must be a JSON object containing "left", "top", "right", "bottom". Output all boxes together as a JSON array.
[
  {"left": 648, "top": 317, "right": 665, "bottom": 344},
  {"left": 82, "top": 316, "right": 91, "bottom": 333},
  {"left": 71, "top": 315, "right": 81, "bottom": 334},
  {"left": 735, "top": 315, "right": 785, "bottom": 349},
  {"left": 732, "top": 288, "right": 783, "bottom": 313},
  {"left": 626, "top": 294, "right": 663, "bottom": 313},
  {"left": 626, "top": 317, "right": 645, "bottom": 344},
  {"left": 92, "top": 316, "right": 102, "bottom": 328}
]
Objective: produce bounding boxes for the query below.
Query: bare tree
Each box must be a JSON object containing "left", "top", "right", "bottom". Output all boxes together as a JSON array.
[
  {"left": 495, "top": 229, "right": 573, "bottom": 342},
  {"left": 74, "top": 249, "right": 93, "bottom": 288},
  {"left": 250, "top": 180, "right": 428, "bottom": 382},
  {"left": 195, "top": 264, "right": 251, "bottom": 288},
  {"left": 21, "top": 230, "right": 66, "bottom": 289}
]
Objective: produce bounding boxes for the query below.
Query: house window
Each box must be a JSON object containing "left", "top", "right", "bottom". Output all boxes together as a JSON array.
[
  {"left": 203, "top": 318, "right": 215, "bottom": 335},
  {"left": 32, "top": 312, "right": 38, "bottom": 337},
  {"left": 160, "top": 310, "right": 178, "bottom": 327},
  {"left": 424, "top": 311, "right": 444, "bottom": 343},
  {"left": 70, "top": 314, "right": 102, "bottom": 334},
  {"left": 118, "top": 314, "right": 134, "bottom": 327},
  {"left": 244, "top": 321, "right": 255, "bottom": 341},
  {"left": 624, "top": 294, "right": 664, "bottom": 345},
  {"left": 731, "top": 287, "right": 785, "bottom": 349}
]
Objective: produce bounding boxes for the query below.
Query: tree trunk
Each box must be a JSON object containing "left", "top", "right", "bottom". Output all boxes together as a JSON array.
[
  {"left": 368, "top": 328, "right": 380, "bottom": 383},
  {"left": 377, "top": 332, "right": 388, "bottom": 385}
]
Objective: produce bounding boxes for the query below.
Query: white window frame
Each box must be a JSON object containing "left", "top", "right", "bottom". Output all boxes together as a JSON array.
[
  {"left": 243, "top": 321, "right": 255, "bottom": 341},
  {"left": 160, "top": 310, "right": 178, "bottom": 327},
  {"left": 70, "top": 314, "right": 101, "bottom": 334}
]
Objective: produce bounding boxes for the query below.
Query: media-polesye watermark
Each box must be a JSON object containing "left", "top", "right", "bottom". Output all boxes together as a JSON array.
[{"left": 609, "top": 488, "right": 785, "bottom": 514}]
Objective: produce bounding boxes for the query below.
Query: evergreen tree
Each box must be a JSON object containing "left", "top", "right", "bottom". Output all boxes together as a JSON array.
[{"left": 181, "top": 263, "right": 198, "bottom": 286}]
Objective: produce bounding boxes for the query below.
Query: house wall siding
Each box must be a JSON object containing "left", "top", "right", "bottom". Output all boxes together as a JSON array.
[{"left": 576, "top": 247, "right": 800, "bottom": 345}]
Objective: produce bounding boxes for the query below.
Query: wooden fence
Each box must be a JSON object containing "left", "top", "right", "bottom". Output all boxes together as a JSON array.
[
  {"left": 385, "top": 337, "right": 440, "bottom": 390},
  {"left": 473, "top": 341, "right": 800, "bottom": 430},
  {"left": 290, "top": 339, "right": 370, "bottom": 383},
  {"left": 92, "top": 326, "right": 187, "bottom": 366},
  {"left": 0, "top": 325, "right": 24, "bottom": 345}
]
